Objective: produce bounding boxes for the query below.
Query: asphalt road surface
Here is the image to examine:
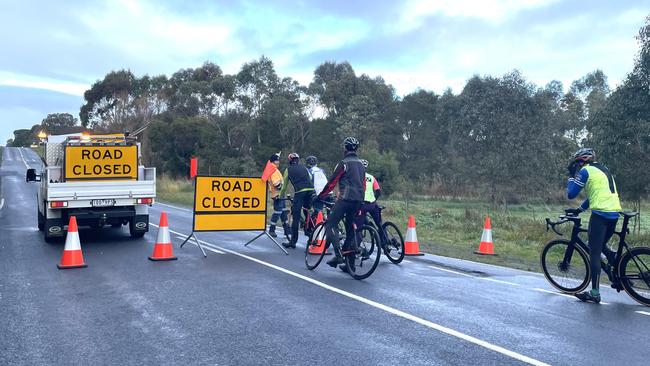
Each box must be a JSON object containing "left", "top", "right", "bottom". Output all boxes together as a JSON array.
[{"left": 1, "top": 147, "right": 649, "bottom": 366}]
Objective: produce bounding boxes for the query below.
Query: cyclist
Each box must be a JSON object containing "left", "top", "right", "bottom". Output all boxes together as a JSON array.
[
  {"left": 566, "top": 147, "right": 621, "bottom": 303},
  {"left": 280, "top": 153, "right": 315, "bottom": 249},
  {"left": 266, "top": 153, "right": 289, "bottom": 238},
  {"left": 305, "top": 155, "right": 332, "bottom": 222},
  {"left": 355, "top": 159, "right": 383, "bottom": 239},
  {"left": 317, "top": 137, "right": 365, "bottom": 270}
]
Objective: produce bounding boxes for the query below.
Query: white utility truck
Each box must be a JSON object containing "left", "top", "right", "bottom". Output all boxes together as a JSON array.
[{"left": 26, "top": 133, "right": 156, "bottom": 241}]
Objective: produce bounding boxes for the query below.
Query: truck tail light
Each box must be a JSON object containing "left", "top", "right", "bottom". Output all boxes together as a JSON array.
[
  {"left": 136, "top": 198, "right": 154, "bottom": 205},
  {"left": 50, "top": 201, "right": 68, "bottom": 208}
]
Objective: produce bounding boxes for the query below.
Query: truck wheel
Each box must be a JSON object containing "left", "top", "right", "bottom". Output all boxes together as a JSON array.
[
  {"left": 129, "top": 216, "right": 148, "bottom": 239},
  {"left": 37, "top": 209, "right": 44, "bottom": 231},
  {"left": 44, "top": 218, "right": 64, "bottom": 243}
]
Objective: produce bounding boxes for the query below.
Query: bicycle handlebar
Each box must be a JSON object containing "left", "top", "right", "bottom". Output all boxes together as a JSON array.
[
  {"left": 545, "top": 217, "right": 567, "bottom": 236},
  {"left": 545, "top": 208, "right": 584, "bottom": 236}
]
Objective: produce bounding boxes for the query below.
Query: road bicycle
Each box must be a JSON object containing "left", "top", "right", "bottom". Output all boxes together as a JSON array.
[
  {"left": 305, "top": 201, "right": 381, "bottom": 280},
  {"left": 282, "top": 195, "right": 342, "bottom": 239},
  {"left": 363, "top": 205, "right": 405, "bottom": 264},
  {"left": 541, "top": 209, "right": 650, "bottom": 306}
]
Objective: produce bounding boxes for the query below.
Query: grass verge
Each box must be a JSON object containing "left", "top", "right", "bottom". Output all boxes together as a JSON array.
[
  {"left": 157, "top": 177, "right": 650, "bottom": 272},
  {"left": 31, "top": 145, "right": 44, "bottom": 159}
]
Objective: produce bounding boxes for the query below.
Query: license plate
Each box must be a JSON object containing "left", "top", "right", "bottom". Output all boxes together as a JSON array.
[{"left": 91, "top": 199, "right": 115, "bottom": 207}]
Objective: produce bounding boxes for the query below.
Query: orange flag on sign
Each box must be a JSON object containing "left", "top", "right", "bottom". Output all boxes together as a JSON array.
[{"left": 261, "top": 160, "right": 277, "bottom": 182}]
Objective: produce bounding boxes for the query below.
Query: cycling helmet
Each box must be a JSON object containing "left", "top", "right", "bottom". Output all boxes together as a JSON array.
[
  {"left": 305, "top": 155, "right": 318, "bottom": 167},
  {"left": 360, "top": 159, "right": 368, "bottom": 168},
  {"left": 287, "top": 153, "right": 300, "bottom": 162},
  {"left": 572, "top": 148, "right": 595, "bottom": 162},
  {"left": 343, "top": 137, "right": 359, "bottom": 151}
]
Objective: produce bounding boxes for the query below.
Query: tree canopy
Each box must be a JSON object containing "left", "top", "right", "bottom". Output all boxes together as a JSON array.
[{"left": 25, "top": 15, "right": 648, "bottom": 203}]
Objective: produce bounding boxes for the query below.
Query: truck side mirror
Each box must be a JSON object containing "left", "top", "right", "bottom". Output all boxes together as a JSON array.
[{"left": 26, "top": 168, "right": 40, "bottom": 182}]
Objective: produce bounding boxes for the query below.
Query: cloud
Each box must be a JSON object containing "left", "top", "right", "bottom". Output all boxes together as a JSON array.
[
  {"left": 70, "top": 0, "right": 371, "bottom": 77},
  {"left": 0, "top": 71, "right": 88, "bottom": 96},
  {"left": 396, "top": 0, "right": 562, "bottom": 31},
  {"left": 0, "top": 0, "right": 647, "bottom": 112},
  {"left": 0, "top": 86, "right": 83, "bottom": 143}
]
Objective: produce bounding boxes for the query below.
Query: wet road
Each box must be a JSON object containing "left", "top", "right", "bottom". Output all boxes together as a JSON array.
[{"left": 1, "top": 147, "right": 649, "bottom": 366}]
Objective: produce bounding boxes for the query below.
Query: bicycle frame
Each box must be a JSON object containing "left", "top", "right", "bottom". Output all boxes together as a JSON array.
[
  {"left": 549, "top": 213, "right": 645, "bottom": 287},
  {"left": 282, "top": 196, "right": 332, "bottom": 236}
]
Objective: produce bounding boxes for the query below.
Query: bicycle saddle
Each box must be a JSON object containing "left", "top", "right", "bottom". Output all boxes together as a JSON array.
[{"left": 620, "top": 212, "right": 639, "bottom": 218}]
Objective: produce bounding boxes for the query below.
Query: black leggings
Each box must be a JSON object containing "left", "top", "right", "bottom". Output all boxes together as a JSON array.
[
  {"left": 325, "top": 199, "right": 361, "bottom": 257},
  {"left": 289, "top": 191, "right": 314, "bottom": 245},
  {"left": 355, "top": 202, "right": 383, "bottom": 240},
  {"left": 588, "top": 213, "right": 618, "bottom": 290}
]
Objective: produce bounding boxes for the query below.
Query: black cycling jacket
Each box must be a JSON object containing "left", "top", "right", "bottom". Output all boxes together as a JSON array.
[
  {"left": 319, "top": 151, "right": 365, "bottom": 202},
  {"left": 286, "top": 163, "right": 314, "bottom": 192}
]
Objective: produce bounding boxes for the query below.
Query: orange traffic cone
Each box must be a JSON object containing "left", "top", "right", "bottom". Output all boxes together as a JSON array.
[
  {"left": 404, "top": 215, "right": 424, "bottom": 256},
  {"left": 149, "top": 212, "right": 177, "bottom": 261},
  {"left": 57, "top": 216, "right": 87, "bottom": 269},
  {"left": 474, "top": 216, "right": 496, "bottom": 255},
  {"left": 308, "top": 211, "right": 330, "bottom": 255}
]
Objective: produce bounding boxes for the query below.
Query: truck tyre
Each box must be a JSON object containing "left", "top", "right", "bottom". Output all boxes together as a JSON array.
[
  {"left": 129, "top": 215, "right": 148, "bottom": 238},
  {"left": 37, "top": 207, "right": 44, "bottom": 231},
  {"left": 44, "top": 218, "right": 64, "bottom": 243}
]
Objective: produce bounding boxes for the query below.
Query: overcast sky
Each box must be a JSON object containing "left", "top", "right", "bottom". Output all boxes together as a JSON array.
[{"left": 1, "top": 0, "right": 648, "bottom": 143}]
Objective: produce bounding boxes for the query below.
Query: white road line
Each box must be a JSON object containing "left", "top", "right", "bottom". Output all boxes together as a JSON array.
[
  {"left": 533, "top": 288, "right": 610, "bottom": 305},
  {"left": 636, "top": 311, "right": 650, "bottom": 317},
  {"left": 156, "top": 202, "right": 193, "bottom": 213},
  {"left": 196, "top": 244, "right": 224, "bottom": 255},
  {"left": 156, "top": 226, "right": 548, "bottom": 366},
  {"left": 480, "top": 277, "right": 521, "bottom": 286},
  {"left": 150, "top": 223, "right": 225, "bottom": 254},
  {"left": 429, "top": 265, "right": 520, "bottom": 286},
  {"left": 425, "top": 252, "right": 546, "bottom": 277},
  {"left": 429, "top": 265, "right": 476, "bottom": 278},
  {"left": 18, "top": 148, "right": 30, "bottom": 169},
  {"left": 0, "top": 198, "right": 4, "bottom": 211}
]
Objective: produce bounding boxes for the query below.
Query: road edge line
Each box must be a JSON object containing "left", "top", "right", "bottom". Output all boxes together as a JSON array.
[
  {"left": 18, "top": 148, "right": 30, "bottom": 169},
  {"left": 160, "top": 226, "right": 549, "bottom": 366},
  {"left": 155, "top": 202, "right": 193, "bottom": 213},
  {"left": 154, "top": 199, "right": 544, "bottom": 278}
]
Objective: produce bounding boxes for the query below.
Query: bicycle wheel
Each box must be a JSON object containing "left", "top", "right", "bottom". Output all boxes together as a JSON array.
[
  {"left": 346, "top": 225, "right": 381, "bottom": 280},
  {"left": 618, "top": 247, "right": 650, "bottom": 306},
  {"left": 382, "top": 221, "right": 405, "bottom": 264},
  {"left": 305, "top": 222, "right": 328, "bottom": 270},
  {"left": 540, "top": 239, "right": 590, "bottom": 293}
]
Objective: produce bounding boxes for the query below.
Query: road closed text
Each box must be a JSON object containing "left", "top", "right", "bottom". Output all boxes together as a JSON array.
[
  {"left": 65, "top": 146, "right": 138, "bottom": 180},
  {"left": 193, "top": 176, "right": 267, "bottom": 231},
  {"left": 201, "top": 180, "right": 260, "bottom": 209}
]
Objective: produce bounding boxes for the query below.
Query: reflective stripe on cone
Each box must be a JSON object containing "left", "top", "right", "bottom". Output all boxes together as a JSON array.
[
  {"left": 149, "top": 212, "right": 177, "bottom": 261},
  {"left": 474, "top": 216, "right": 496, "bottom": 255},
  {"left": 57, "top": 216, "right": 87, "bottom": 269},
  {"left": 404, "top": 215, "right": 424, "bottom": 256}
]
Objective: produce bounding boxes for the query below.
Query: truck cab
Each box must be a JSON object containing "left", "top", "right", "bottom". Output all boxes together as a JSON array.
[{"left": 26, "top": 133, "right": 156, "bottom": 241}]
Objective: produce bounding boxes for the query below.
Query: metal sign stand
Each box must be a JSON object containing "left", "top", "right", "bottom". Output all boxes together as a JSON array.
[
  {"left": 186, "top": 175, "right": 287, "bottom": 255},
  {"left": 244, "top": 230, "right": 288, "bottom": 255},
  {"left": 180, "top": 231, "right": 207, "bottom": 257}
]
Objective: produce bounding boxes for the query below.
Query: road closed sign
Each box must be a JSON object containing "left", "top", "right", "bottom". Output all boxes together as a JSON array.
[
  {"left": 193, "top": 176, "right": 267, "bottom": 231},
  {"left": 65, "top": 145, "right": 138, "bottom": 180}
]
